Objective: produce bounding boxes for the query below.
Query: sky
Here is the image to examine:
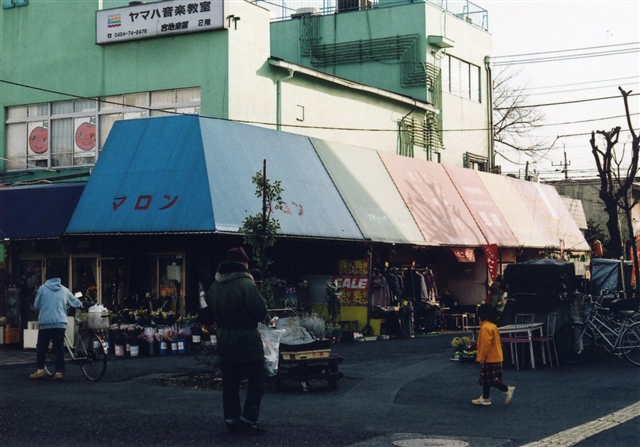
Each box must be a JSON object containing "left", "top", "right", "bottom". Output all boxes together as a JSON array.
[{"left": 478, "top": 0, "right": 640, "bottom": 181}]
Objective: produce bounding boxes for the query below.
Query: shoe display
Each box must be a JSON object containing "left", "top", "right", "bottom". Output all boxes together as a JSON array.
[
  {"left": 505, "top": 385, "right": 515, "bottom": 405},
  {"left": 29, "top": 370, "right": 46, "bottom": 380},
  {"left": 52, "top": 372, "right": 64, "bottom": 381},
  {"left": 471, "top": 396, "right": 492, "bottom": 406}
]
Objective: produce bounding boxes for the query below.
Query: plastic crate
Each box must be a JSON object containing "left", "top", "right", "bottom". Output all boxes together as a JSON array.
[{"left": 3, "top": 328, "right": 21, "bottom": 345}]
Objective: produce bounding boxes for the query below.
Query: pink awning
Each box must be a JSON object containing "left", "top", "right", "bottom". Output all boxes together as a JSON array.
[
  {"left": 444, "top": 165, "right": 519, "bottom": 247},
  {"left": 378, "top": 152, "right": 487, "bottom": 246}
]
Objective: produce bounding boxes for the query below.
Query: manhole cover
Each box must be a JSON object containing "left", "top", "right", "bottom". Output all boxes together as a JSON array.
[{"left": 392, "top": 439, "right": 469, "bottom": 447}]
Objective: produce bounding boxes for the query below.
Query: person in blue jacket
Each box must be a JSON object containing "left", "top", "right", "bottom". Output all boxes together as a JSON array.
[{"left": 30, "top": 266, "right": 83, "bottom": 381}]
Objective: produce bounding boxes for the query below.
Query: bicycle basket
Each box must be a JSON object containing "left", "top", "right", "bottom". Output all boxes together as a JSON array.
[{"left": 87, "top": 305, "right": 111, "bottom": 329}]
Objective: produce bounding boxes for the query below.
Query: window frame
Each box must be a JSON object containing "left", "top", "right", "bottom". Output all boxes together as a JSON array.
[
  {"left": 445, "top": 54, "right": 481, "bottom": 103},
  {"left": 5, "top": 88, "right": 201, "bottom": 172}
]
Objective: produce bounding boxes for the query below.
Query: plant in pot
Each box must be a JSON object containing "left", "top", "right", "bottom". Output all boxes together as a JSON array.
[
  {"left": 299, "top": 312, "right": 326, "bottom": 340},
  {"left": 190, "top": 323, "right": 204, "bottom": 344},
  {"left": 137, "top": 331, "right": 155, "bottom": 356},
  {"left": 111, "top": 328, "right": 128, "bottom": 356}
]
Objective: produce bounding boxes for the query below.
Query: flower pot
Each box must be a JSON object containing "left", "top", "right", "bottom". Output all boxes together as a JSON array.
[
  {"left": 192, "top": 335, "right": 201, "bottom": 344},
  {"left": 158, "top": 340, "right": 168, "bottom": 356},
  {"left": 115, "top": 344, "right": 125, "bottom": 356},
  {"left": 171, "top": 341, "right": 178, "bottom": 354},
  {"left": 177, "top": 339, "right": 187, "bottom": 354},
  {"left": 103, "top": 338, "right": 113, "bottom": 355},
  {"left": 147, "top": 341, "right": 155, "bottom": 356},
  {"left": 130, "top": 345, "right": 139, "bottom": 357}
]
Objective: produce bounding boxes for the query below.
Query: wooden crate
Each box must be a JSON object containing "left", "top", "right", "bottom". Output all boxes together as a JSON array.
[
  {"left": 281, "top": 349, "right": 331, "bottom": 360},
  {"left": 3, "top": 328, "right": 21, "bottom": 345}
]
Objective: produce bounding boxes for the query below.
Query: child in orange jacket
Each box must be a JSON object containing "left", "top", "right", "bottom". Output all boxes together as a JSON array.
[{"left": 472, "top": 304, "right": 515, "bottom": 406}]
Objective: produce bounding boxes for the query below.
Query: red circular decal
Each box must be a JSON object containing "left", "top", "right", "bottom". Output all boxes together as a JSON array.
[
  {"left": 75, "top": 122, "right": 96, "bottom": 151},
  {"left": 29, "top": 126, "right": 49, "bottom": 154}
]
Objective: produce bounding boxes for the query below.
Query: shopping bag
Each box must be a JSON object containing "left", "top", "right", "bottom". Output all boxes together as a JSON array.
[{"left": 258, "top": 323, "right": 285, "bottom": 376}]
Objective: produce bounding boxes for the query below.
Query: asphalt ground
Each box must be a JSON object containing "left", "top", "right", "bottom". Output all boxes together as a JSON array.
[{"left": 1, "top": 331, "right": 639, "bottom": 447}]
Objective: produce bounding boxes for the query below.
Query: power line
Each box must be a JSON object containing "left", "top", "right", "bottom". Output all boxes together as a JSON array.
[
  {"left": 493, "top": 48, "right": 639, "bottom": 66},
  {"left": 2, "top": 79, "right": 637, "bottom": 136},
  {"left": 515, "top": 75, "right": 639, "bottom": 92},
  {"left": 495, "top": 92, "right": 640, "bottom": 110},
  {"left": 493, "top": 42, "right": 640, "bottom": 59}
]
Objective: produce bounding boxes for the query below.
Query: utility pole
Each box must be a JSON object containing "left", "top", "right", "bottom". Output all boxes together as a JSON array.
[{"left": 552, "top": 145, "right": 571, "bottom": 179}]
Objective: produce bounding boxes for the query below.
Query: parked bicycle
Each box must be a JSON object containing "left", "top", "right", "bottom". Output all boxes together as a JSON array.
[
  {"left": 555, "top": 293, "right": 640, "bottom": 366},
  {"left": 44, "top": 300, "right": 108, "bottom": 381}
]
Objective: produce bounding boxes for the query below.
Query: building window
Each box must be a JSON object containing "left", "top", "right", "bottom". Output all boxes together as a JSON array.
[
  {"left": 398, "top": 112, "right": 444, "bottom": 161},
  {"left": 442, "top": 54, "right": 480, "bottom": 102},
  {"left": 5, "top": 88, "right": 200, "bottom": 171}
]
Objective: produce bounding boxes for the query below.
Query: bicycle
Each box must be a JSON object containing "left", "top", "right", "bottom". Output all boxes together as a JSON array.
[
  {"left": 555, "top": 293, "right": 640, "bottom": 366},
  {"left": 44, "top": 305, "right": 109, "bottom": 381}
]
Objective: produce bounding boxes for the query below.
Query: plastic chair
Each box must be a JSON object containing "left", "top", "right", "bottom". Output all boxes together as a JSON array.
[
  {"left": 532, "top": 312, "right": 559, "bottom": 367},
  {"left": 501, "top": 313, "right": 535, "bottom": 370}
]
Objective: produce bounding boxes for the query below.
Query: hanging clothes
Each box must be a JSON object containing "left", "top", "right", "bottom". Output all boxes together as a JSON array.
[{"left": 370, "top": 269, "right": 391, "bottom": 308}]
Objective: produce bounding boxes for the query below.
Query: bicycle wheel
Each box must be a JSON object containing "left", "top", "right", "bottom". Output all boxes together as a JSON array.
[
  {"left": 621, "top": 322, "right": 640, "bottom": 366},
  {"left": 555, "top": 323, "right": 595, "bottom": 364},
  {"left": 44, "top": 342, "right": 55, "bottom": 376},
  {"left": 78, "top": 333, "right": 107, "bottom": 381}
]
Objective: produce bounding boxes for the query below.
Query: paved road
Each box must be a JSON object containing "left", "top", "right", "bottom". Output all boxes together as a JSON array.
[{"left": 1, "top": 333, "right": 639, "bottom": 447}]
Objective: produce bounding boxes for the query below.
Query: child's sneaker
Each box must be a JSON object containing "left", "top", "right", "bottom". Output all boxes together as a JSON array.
[
  {"left": 505, "top": 386, "right": 515, "bottom": 405},
  {"left": 471, "top": 396, "right": 492, "bottom": 406}
]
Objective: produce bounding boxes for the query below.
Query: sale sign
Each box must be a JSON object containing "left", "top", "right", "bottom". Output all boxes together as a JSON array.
[{"left": 332, "top": 276, "right": 369, "bottom": 306}]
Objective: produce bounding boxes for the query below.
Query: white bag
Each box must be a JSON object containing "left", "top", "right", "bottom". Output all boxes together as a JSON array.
[{"left": 258, "top": 323, "right": 285, "bottom": 377}]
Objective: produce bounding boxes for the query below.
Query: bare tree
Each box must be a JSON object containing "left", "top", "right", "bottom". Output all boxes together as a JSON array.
[
  {"left": 493, "top": 68, "right": 548, "bottom": 164},
  {"left": 590, "top": 87, "right": 640, "bottom": 291}
]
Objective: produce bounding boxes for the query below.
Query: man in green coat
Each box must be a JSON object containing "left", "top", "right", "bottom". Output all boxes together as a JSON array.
[{"left": 208, "top": 247, "right": 268, "bottom": 435}]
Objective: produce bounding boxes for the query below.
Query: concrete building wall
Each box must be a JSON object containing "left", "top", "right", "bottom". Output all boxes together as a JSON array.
[{"left": 270, "top": 1, "right": 492, "bottom": 167}]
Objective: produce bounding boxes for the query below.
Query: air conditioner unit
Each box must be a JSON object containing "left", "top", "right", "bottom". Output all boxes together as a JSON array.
[{"left": 291, "top": 7, "right": 319, "bottom": 18}]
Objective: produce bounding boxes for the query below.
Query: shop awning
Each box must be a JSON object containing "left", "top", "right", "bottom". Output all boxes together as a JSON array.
[
  {"left": 524, "top": 181, "right": 590, "bottom": 252},
  {"left": 444, "top": 165, "right": 519, "bottom": 247},
  {"left": 478, "top": 172, "right": 589, "bottom": 251},
  {"left": 378, "top": 152, "right": 487, "bottom": 247},
  {"left": 478, "top": 172, "right": 552, "bottom": 248},
  {"left": 0, "top": 183, "right": 85, "bottom": 240},
  {"left": 312, "top": 139, "right": 426, "bottom": 245},
  {"left": 66, "top": 115, "right": 364, "bottom": 240}
]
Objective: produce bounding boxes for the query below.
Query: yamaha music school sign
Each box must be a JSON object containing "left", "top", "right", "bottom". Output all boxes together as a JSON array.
[{"left": 96, "top": 0, "right": 225, "bottom": 45}]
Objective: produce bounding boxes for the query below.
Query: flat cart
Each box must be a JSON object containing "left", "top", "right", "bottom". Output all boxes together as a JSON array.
[{"left": 272, "top": 354, "right": 344, "bottom": 392}]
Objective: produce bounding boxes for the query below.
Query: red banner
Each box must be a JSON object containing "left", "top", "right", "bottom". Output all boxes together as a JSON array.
[{"left": 482, "top": 244, "right": 499, "bottom": 282}]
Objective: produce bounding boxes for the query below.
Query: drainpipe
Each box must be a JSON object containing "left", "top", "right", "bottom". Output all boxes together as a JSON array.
[
  {"left": 484, "top": 56, "right": 494, "bottom": 171},
  {"left": 276, "top": 68, "right": 294, "bottom": 131}
]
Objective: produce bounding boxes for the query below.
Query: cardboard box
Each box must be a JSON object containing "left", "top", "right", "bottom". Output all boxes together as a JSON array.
[{"left": 3, "top": 328, "right": 21, "bottom": 345}]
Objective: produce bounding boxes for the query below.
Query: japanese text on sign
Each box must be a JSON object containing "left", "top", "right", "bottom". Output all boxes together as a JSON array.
[
  {"left": 337, "top": 259, "right": 369, "bottom": 276},
  {"left": 332, "top": 276, "right": 369, "bottom": 306},
  {"left": 112, "top": 195, "right": 179, "bottom": 211},
  {"left": 96, "top": 0, "right": 225, "bottom": 45}
]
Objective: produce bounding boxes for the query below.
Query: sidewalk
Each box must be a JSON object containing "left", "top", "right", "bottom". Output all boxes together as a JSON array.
[{"left": 0, "top": 343, "right": 34, "bottom": 367}]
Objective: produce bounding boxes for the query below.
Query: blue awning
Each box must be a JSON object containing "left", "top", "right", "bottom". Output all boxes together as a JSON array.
[
  {"left": 66, "top": 115, "right": 364, "bottom": 240},
  {"left": 0, "top": 183, "right": 85, "bottom": 240}
]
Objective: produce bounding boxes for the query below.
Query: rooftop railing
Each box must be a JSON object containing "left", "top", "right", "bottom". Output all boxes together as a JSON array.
[{"left": 254, "top": 0, "right": 488, "bottom": 31}]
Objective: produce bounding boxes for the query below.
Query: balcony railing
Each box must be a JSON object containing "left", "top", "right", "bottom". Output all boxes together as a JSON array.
[{"left": 254, "top": 0, "right": 488, "bottom": 31}]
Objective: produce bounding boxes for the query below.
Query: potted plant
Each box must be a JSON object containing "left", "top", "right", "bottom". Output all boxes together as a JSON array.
[
  {"left": 137, "top": 331, "right": 155, "bottom": 356},
  {"left": 190, "top": 323, "right": 204, "bottom": 344},
  {"left": 450, "top": 336, "right": 477, "bottom": 362},
  {"left": 299, "top": 312, "right": 326, "bottom": 340}
]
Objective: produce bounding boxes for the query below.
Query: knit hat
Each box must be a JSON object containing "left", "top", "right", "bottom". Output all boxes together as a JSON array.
[{"left": 227, "top": 247, "right": 250, "bottom": 263}]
